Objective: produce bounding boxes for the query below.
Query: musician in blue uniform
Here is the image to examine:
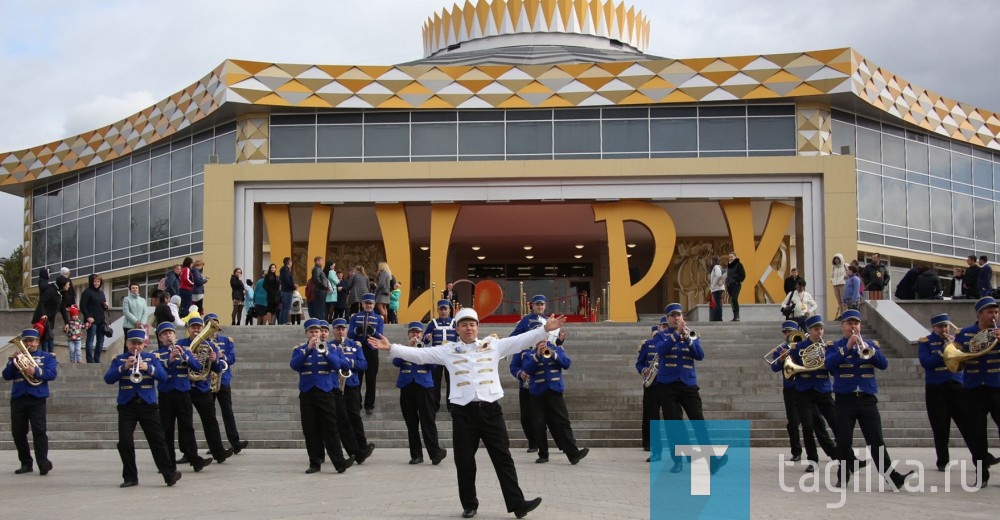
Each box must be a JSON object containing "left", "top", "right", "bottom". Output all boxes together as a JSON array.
[
  {"left": 521, "top": 333, "right": 588, "bottom": 465},
  {"left": 510, "top": 294, "right": 551, "bottom": 453},
  {"left": 769, "top": 320, "right": 806, "bottom": 462},
  {"left": 203, "top": 313, "right": 249, "bottom": 455},
  {"left": 787, "top": 315, "right": 838, "bottom": 473},
  {"left": 954, "top": 297, "right": 1000, "bottom": 487},
  {"left": 637, "top": 324, "right": 659, "bottom": 452},
  {"left": 329, "top": 318, "right": 374, "bottom": 464},
  {"left": 291, "top": 318, "right": 355, "bottom": 474},
  {"left": 348, "top": 293, "right": 385, "bottom": 415},
  {"left": 918, "top": 313, "right": 979, "bottom": 472},
  {"left": 178, "top": 317, "right": 232, "bottom": 464},
  {"left": 825, "top": 309, "right": 913, "bottom": 489},
  {"left": 3, "top": 328, "right": 57, "bottom": 475},
  {"left": 424, "top": 300, "right": 456, "bottom": 413},
  {"left": 395, "top": 321, "right": 447, "bottom": 465},
  {"left": 104, "top": 328, "right": 181, "bottom": 487},
  {"left": 153, "top": 322, "right": 212, "bottom": 471}
]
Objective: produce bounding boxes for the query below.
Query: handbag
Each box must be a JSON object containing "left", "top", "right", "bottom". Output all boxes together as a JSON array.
[
  {"left": 102, "top": 321, "right": 114, "bottom": 338},
  {"left": 780, "top": 292, "right": 794, "bottom": 319}
]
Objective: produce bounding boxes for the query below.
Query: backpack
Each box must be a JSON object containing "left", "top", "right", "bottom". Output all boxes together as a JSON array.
[
  {"left": 305, "top": 279, "right": 316, "bottom": 303},
  {"left": 157, "top": 277, "right": 167, "bottom": 292}
]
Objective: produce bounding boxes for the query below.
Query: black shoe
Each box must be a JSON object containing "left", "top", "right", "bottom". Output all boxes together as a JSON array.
[
  {"left": 305, "top": 465, "right": 321, "bottom": 474},
  {"left": 989, "top": 455, "right": 1000, "bottom": 466},
  {"left": 365, "top": 408, "right": 374, "bottom": 416},
  {"left": 790, "top": 454, "right": 802, "bottom": 462},
  {"left": 409, "top": 457, "right": 424, "bottom": 465},
  {"left": 357, "top": 443, "right": 375, "bottom": 465},
  {"left": 937, "top": 464, "right": 948, "bottom": 472},
  {"left": 337, "top": 455, "right": 355, "bottom": 474},
  {"left": 192, "top": 457, "right": 213, "bottom": 472},
  {"left": 856, "top": 459, "right": 868, "bottom": 469},
  {"left": 164, "top": 471, "right": 182, "bottom": 486},
  {"left": 646, "top": 454, "right": 661, "bottom": 463},
  {"left": 431, "top": 449, "right": 447, "bottom": 465},
  {"left": 216, "top": 448, "right": 234, "bottom": 463},
  {"left": 670, "top": 460, "right": 683, "bottom": 473},
  {"left": 535, "top": 456, "right": 549, "bottom": 464},
  {"left": 120, "top": 481, "right": 138, "bottom": 488},
  {"left": 710, "top": 454, "right": 728, "bottom": 475},
  {"left": 889, "top": 470, "right": 914, "bottom": 490},
  {"left": 569, "top": 447, "right": 589, "bottom": 465},
  {"left": 462, "top": 509, "right": 477, "bottom": 518},
  {"left": 38, "top": 460, "right": 52, "bottom": 476},
  {"left": 527, "top": 447, "right": 538, "bottom": 453},
  {"left": 805, "top": 464, "right": 815, "bottom": 473},
  {"left": 14, "top": 465, "right": 32, "bottom": 475},
  {"left": 177, "top": 455, "right": 190, "bottom": 465},
  {"left": 514, "top": 497, "right": 542, "bottom": 519},
  {"left": 643, "top": 447, "right": 650, "bottom": 452},
  {"left": 233, "top": 440, "right": 249, "bottom": 455}
]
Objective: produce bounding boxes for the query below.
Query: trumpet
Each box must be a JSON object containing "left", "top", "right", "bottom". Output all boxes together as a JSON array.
[
  {"left": 311, "top": 337, "right": 328, "bottom": 355},
  {"left": 679, "top": 326, "right": 698, "bottom": 342},
  {"left": 854, "top": 332, "right": 875, "bottom": 360},
  {"left": 540, "top": 344, "right": 554, "bottom": 358},
  {"left": 129, "top": 355, "right": 144, "bottom": 384}
]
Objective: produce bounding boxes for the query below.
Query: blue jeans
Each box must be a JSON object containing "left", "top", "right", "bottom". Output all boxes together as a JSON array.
[
  {"left": 279, "top": 291, "right": 293, "bottom": 324},
  {"left": 86, "top": 323, "right": 106, "bottom": 364},
  {"left": 39, "top": 337, "right": 54, "bottom": 354},
  {"left": 309, "top": 291, "right": 327, "bottom": 321}
]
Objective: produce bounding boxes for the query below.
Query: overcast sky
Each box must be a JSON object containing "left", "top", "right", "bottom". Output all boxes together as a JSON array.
[{"left": 0, "top": 0, "right": 997, "bottom": 258}]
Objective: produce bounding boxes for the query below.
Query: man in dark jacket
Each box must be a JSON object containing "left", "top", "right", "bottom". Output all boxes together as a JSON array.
[
  {"left": 861, "top": 253, "right": 890, "bottom": 301},
  {"left": 726, "top": 252, "right": 746, "bottom": 322},
  {"left": 977, "top": 256, "right": 994, "bottom": 298},
  {"left": 893, "top": 267, "right": 920, "bottom": 300},
  {"left": 913, "top": 267, "right": 942, "bottom": 300},
  {"left": 783, "top": 268, "right": 803, "bottom": 295},
  {"left": 165, "top": 265, "right": 181, "bottom": 297},
  {"left": 32, "top": 277, "right": 69, "bottom": 354},
  {"left": 80, "top": 274, "right": 109, "bottom": 364},
  {"left": 960, "top": 255, "right": 980, "bottom": 299},
  {"left": 278, "top": 257, "right": 295, "bottom": 325}
]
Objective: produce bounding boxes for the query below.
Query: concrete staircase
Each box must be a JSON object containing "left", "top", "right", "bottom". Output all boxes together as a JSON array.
[{"left": 1, "top": 321, "right": 995, "bottom": 451}]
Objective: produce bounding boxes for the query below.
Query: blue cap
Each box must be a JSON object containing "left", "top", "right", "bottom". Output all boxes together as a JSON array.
[
  {"left": 21, "top": 329, "right": 40, "bottom": 339},
  {"left": 664, "top": 303, "right": 683, "bottom": 316},
  {"left": 126, "top": 329, "right": 147, "bottom": 342},
  {"left": 204, "top": 313, "right": 219, "bottom": 321},
  {"left": 839, "top": 310, "right": 861, "bottom": 322},
  {"left": 186, "top": 317, "right": 204, "bottom": 327},
  {"left": 304, "top": 318, "right": 322, "bottom": 330},
  {"left": 531, "top": 294, "right": 546, "bottom": 304},
  {"left": 929, "top": 313, "right": 952, "bottom": 327},
  {"left": 976, "top": 296, "right": 999, "bottom": 313},
  {"left": 362, "top": 293, "right": 376, "bottom": 302},
  {"left": 407, "top": 321, "right": 424, "bottom": 331},
  {"left": 331, "top": 318, "right": 348, "bottom": 328},
  {"left": 318, "top": 320, "right": 331, "bottom": 331},
  {"left": 659, "top": 316, "right": 669, "bottom": 324},
  {"left": 437, "top": 299, "right": 451, "bottom": 308},
  {"left": 781, "top": 320, "right": 800, "bottom": 331},
  {"left": 156, "top": 322, "right": 175, "bottom": 336},
  {"left": 650, "top": 325, "right": 658, "bottom": 332},
  {"left": 805, "top": 315, "right": 825, "bottom": 329}
]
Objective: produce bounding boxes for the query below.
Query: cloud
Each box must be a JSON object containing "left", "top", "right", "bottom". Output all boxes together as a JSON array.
[{"left": 63, "top": 91, "right": 157, "bottom": 138}]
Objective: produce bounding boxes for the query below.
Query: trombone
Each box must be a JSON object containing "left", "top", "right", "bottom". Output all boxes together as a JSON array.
[{"left": 764, "top": 331, "right": 804, "bottom": 366}]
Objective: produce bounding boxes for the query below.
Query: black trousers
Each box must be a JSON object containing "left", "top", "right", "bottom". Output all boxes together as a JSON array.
[
  {"left": 530, "top": 390, "right": 580, "bottom": 459},
  {"left": 333, "top": 389, "right": 360, "bottom": 456},
  {"left": 213, "top": 385, "right": 243, "bottom": 449},
  {"left": 356, "top": 347, "right": 380, "bottom": 411},
  {"left": 400, "top": 383, "right": 442, "bottom": 460},
  {"left": 343, "top": 386, "right": 369, "bottom": 450},
  {"left": 299, "top": 388, "right": 347, "bottom": 469},
  {"left": 651, "top": 382, "right": 712, "bottom": 459},
  {"left": 431, "top": 365, "right": 451, "bottom": 413},
  {"left": 833, "top": 393, "right": 896, "bottom": 478},
  {"left": 190, "top": 390, "right": 228, "bottom": 460},
  {"left": 158, "top": 391, "right": 205, "bottom": 466},
  {"left": 727, "top": 283, "right": 742, "bottom": 318},
  {"left": 10, "top": 395, "right": 48, "bottom": 468},
  {"left": 518, "top": 388, "right": 537, "bottom": 450},
  {"left": 117, "top": 398, "right": 175, "bottom": 483},
  {"left": 782, "top": 387, "right": 803, "bottom": 458},
  {"left": 641, "top": 386, "right": 658, "bottom": 450},
  {"left": 796, "top": 389, "right": 838, "bottom": 463},
  {"left": 966, "top": 386, "right": 1000, "bottom": 481},
  {"left": 452, "top": 401, "right": 526, "bottom": 513},
  {"left": 925, "top": 381, "right": 976, "bottom": 468}
]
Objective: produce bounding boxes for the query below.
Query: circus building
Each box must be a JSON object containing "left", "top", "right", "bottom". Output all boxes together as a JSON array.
[{"left": 3, "top": 0, "right": 1000, "bottom": 323}]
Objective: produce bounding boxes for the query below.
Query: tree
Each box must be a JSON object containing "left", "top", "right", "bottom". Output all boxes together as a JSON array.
[{"left": 1, "top": 245, "right": 26, "bottom": 307}]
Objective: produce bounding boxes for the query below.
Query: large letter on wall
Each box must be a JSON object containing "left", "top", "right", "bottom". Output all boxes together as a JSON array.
[
  {"left": 375, "top": 203, "right": 461, "bottom": 323},
  {"left": 720, "top": 199, "right": 793, "bottom": 304},
  {"left": 307, "top": 204, "right": 333, "bottom": 264},
  {"left": 261, "top": 204, "right": 292, "bottom": 266},
  {"left": 593, "top": 201, "right": 676, "bottom": 322}
]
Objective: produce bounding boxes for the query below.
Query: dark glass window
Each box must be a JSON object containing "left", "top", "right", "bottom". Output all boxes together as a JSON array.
[
  {"left": 975, "top": 198, "right": 994, "bottom": 242},
  {"left": 31, "top": 229, "right": 44, "bottom": 269},
  {"left": 46, "top": 188, "right": 63, "bottom": 218},
  {"left": 506, "top": 121, "right": 552, "bottom": 155},
  {"left": 149, "top": 196, "right": 169, "bottom": 241},
  {"left": 930, "top": 189, "right": 952, "bottom": 234},
  {"left": 973, "top": 159, "right": 993, "bottom": 189},
  {"left": 191, "top": 185, "right": 204, "bottom": 232},
  {"left": 881, "top": 135, "right": 905, "bottom": 168},
  {"left": 171, "top": 147, "right": 192, "bottom": 180},
  {"left": 883, "top": 178, "right": 906, "bottom": 226},
  {"left": 215, "top": 133, "right": 236, "bottom": 164},
  {"left": 603, "top": 119, "right": 648, "bottom": 153},
  {"left": 365, "top": 112, "right": 409, "bottom": 124},
  {"left": 318, "top": 113, "right": 363, "bottom": 124},
  {"left": 650, "top": 119, "right": 697, "bottom": 152},
  {"left": 113, "top": 166, "right": 131, "bottom": 199},
  {"left": 699, "top": 118, "right": 745, "bottom": 151},
  {"left": 651, "top": 106, "right": 697, "bottom": 118},
  {"left": 150, "top": 154, "right": 170, "bottom": 187},
  {"left": 928, "top": 146, "right": 950, "bottom": 178},
  {"left": 856, "top": 128, "right": 880, "bottom": 162},
  {"left": 364, "top": 124, "right": 409, "bottom": 157},
  {"left": 32, "top": 192, "right": 46, "bottom": 221},
  {"left": 192, "top": 139, "right": 213, "bottom": 174},
  {"left": 62, "top": 183, "right": 79, "bottom": 213},
  {"left": 271, "top": 114, "right": 315, "bottom": 125},
  {"left": 61, "top": 221, "right": 77, "bottom": 265},
  {"left": 906, "top": 184, "right": 929, "bottom": 231},
  {"left": 748, "top": 117, "right": 795, "bottom": 150},
  {"left": 700, "top": 105, "right": 745, "bottom": 117},
  {"left": 112, "top": 207, "right": 129, "bottom": 251},
  {"left": 131, "top": 200, "right": 149, "bottom": 248},
  {"left": 94, "top": 211, "right": 112, "bottom": 255},
  {"left": 77, "top": 216, "right": 94, "bottom": 259},
  {"left": 953, "top": 193, "right": 974, "bottom": 238},
  {"left": 317, "top": 125, "right": 363, "bottom": 157},
  {"left": 554, "top": 120, "right": 600, "bottom": 153},
  {"left": 507, "top": 110, "right": 552, "bottom": 121},
  {"left": 412, "top": 123, "right": 457, "bottom": 156},
  {"left": 952, "top": 152, "right": 973, "bottom": 185},
  {"left": 79, "top": 175, "right": 95, "bottom": 208},
  {"left": 170, "top": 189, "right": 191, "bottom": 237},
  {"left": 131, "top": 161, "right": 150, "bottom": 191},
  {"left": 46, "top": 225, "right": 61, "bottom": 266},
  {"left": 554, "top": 108, "right": 600, "bottom": 120},
  {"left": 271, "top": 126, "right": 316, "bottom": 158},
  {"left": 857, "top": 173, "right": 882, "bottom": 222},
  {"left": 905, "top": 140, "right": 928, "bottom": 173}
]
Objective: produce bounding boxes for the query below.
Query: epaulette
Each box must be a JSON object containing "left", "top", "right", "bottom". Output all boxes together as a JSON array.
[
  {"left": 826, "top": 341, "right": 834, "bottom": 346},
  {"left": 918, "top": 336, "right": 928, "bottom": 343},
  {"left": 873, "top": 340, "right": 880, "bottom": 347},
  {"left": 637, "top": 342, "right": 643, "bottom": 354}
]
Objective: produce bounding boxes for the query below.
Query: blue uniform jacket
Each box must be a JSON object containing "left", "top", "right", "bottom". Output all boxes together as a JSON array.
[
  {"left": 917, "top": 333, "right": 962, "bottom": 385},
  {"left": 788, "top": 338, "right": 832, "bottom": 393},
  {"left": 331, "top": 339, "right": 367, "bottom": 388},
  {"left": 177, "top": 337, "right": 222, "bottom": 394},
  {"left": 215, "top": 334, "right": 237, "bottom": 387},
  {"left": 824, "top": 337, "right": 888, "bottom": 395},
  {"left": 521, "top": 343, "right": 571, "bottom": 396},
  {"left": 2, "top": 349, "right": 57, "bottom": 399},
  {"left": 393, "top": 354, "right": 434, "bottom": 389},
  {"left": 635, "top": 336, "right": 658, "bottom": 377},
  {"left": 511, "top": 313, "right": 547, "bottom": 336},
  {"left": 768, "top": 343, "right": 794, "bottom": 389},
  {"left": 290, "top": 342, "right": 349, "bottom": 393},
  {"left": 103, "top": 352, "right": 167, "bottom": 404},
  {"left": 424, "top": 318, "right": 457, "bottom": 346},
  {"left": 653, "top": 330, "right": 703, "bottom": 387},
  {"left": 956, "top": 323, "right": 1000, "bottom": 389},
  {"left": 153, "top": 344, "right": 203, "bottom": 393},
  {"left": 510, "top": 348, "right": 532, "bottom": 385},
  {"left": 347, "top": 311, "right": 385, "bottom": 350}
]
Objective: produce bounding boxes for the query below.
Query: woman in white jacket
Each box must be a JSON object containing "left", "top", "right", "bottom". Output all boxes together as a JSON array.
[
  {"left": 783, "top": 280, "right": 817, "bottom": 330},
  {"left": 709, "top": 255, "right": 726, "bottom": 321},
  {"left": 829, "top": 253, "right": 847, "bottom": 318}
]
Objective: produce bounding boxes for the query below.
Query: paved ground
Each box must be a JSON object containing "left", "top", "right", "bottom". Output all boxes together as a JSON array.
[{"left": 0, "top": 447, "right": 995, "bottom": 519}]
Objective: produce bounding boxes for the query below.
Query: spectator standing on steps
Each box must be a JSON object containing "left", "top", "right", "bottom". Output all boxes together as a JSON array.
[{"left": 726, "top": 252, "right": 746, "bottom": 322}]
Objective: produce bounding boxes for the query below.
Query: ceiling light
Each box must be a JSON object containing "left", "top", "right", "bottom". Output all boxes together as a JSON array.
[
  {"left": 525, "top": 255, "right": 534, "bottom": 260},
  {"left": 476, "top": 255, "right": 486, "bottom": 260},
  {"left": 627, "top": 243, "right": 636, "bottom": 248},
  {"left": 419, "top": 245, "right": 429, "bottom": 251},
  {"left": 573, "top": 254, "right": 583, "bottom": 259},
  {"left": 471, "top": 246, "right": 481, "bottom": 251},
  {"left": 523, "top": 245, "right": 532, "bottom": 250},
  {"left": 574, "top": 244, "right": 584, "bottom": 249}
]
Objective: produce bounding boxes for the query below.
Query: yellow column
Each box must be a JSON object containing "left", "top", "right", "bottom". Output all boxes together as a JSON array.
[
  {"left": 307, "top": 205, "right": 333, "bottom": 265},
  {"left": 261, "top": 204, "right": 292, "bottom": 268},
  {"left": 720, "top": 199, "right": 794, "bottom": 304}
]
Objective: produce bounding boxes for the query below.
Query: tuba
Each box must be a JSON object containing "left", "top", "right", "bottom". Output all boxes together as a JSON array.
[
  {"left": 187, "top": 318, "right": 222, "bottom": 382},
  {"left": 783, "top": 339, "right": 827, "bottom": 380},
  {"left": 7, "top": 335, "right": 43, "bottom": 386},
  {"left": 943, "top": 319, "right": 999, "bottom": 373}
]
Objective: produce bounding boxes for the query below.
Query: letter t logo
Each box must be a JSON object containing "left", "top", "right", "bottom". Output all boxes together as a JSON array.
[{"left": 674, "top": 445, "right": 729, "bottom": 495}]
